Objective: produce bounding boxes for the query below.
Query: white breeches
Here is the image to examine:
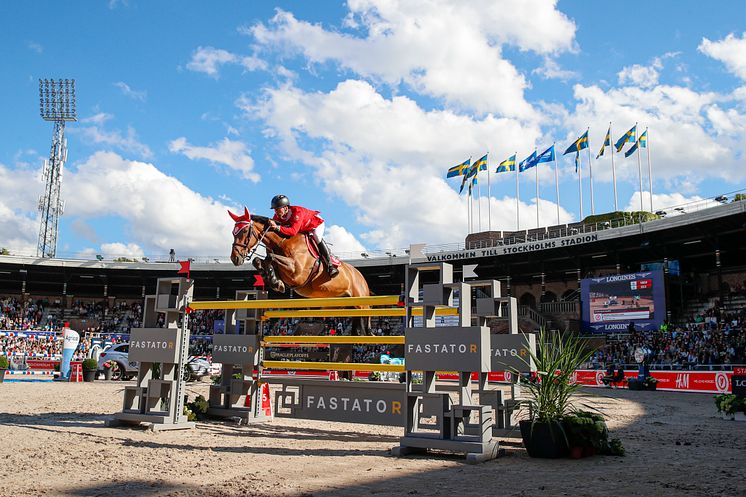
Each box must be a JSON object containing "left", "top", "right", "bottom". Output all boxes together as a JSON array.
[{"left": 312, "top": 222, "right": 325, "bottom": 243}]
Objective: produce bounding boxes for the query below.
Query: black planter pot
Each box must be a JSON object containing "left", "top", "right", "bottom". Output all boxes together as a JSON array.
[
  {"left": 0, "top": 369, "right": 6, "bottom": 383},
  {"left": 520, "top": 420, "right": 569, "bottom": 458},
  {"left": 644, "top": 382, "right": 657, "bottom": 391},
  {"left": 628, "top": 379, "right": 644, "bottom": 391},
  {"left": 83, "top": 370, "right": 97, "bottom": 382}
]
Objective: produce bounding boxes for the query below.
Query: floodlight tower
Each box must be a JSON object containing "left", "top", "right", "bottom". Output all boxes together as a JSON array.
[{"left": 37, "top": 78, "right": 76, "bottom": 258}]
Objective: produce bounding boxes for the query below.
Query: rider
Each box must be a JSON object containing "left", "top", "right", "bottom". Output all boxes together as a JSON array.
[{"left": 267, "top": 194, "right": 339, "bottom": 278}]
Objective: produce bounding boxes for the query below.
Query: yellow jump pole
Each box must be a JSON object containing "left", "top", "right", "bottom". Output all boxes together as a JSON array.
[
  {"left": 263, "top": 335, "right": 405, "bottom": 345},
  {"left": 262, "top": 360, "right": 405, "bottom": 373},
  {"left": 189, "top": 295, "right": 400, "bottom": 310},
  {"left": 260, "top": 307, "right": 458, "bottom": 319}
]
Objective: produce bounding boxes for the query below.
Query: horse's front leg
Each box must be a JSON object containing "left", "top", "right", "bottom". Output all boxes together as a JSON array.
[{"left": 253, "top": 256, "right": 285, "bottom": 293}]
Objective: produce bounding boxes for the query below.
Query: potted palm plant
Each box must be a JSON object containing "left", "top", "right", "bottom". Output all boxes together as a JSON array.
[
  {"left": 517, "top": 328, "right": 594, "bottom": 458},
  {"left": 0, "top": 355, "right": 8, "bottom": 383},
  {"left": 82, "top": 358, "right": 98, "bottom": 382}
]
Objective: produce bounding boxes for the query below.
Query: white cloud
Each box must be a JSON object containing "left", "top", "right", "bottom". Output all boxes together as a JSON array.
[
  {"left": 0, "top": 162, "right": 44, "bottom": 254},
  {"left": 617, "top": 59, "right": 662, "bottom": 88},
  {"left": 245, "top": 79, "right": 547, "bottom": 247},
  {"left": 624, "top": 191, "right": 705, "bottom": 213},
  {"left": 699, "top": 32, "right": 746, "bottom": 80},
  {"left": 77, "top": 123, "right": 153, "bottom": 159},
  {"left": 114, "top": 81, "right": 147, "bottom": 102},
  {"left": 533, "top": 57, "right": 578, "bottom": 81},
  {"left": 251, "top": 1, "right": 576, "bottom": 117},
  {"left": 62, "top": 151, "right": 237, "bottom": 256},
  {"left": 325, "top": 225, "right": 367, "bottom": 256},
  {"left": 562, "top": 80, "right": 746, "bottom": 186},
  {"left": 81, "top": 112, "right": 114, "bottom": 125},
  {"left": 169, "top": 137, "right": 259, "bottom": 182},
  {"left": 27, "top": 41, "right": 43, "bottom": 54},
  {"left": 186, "top": 46, "right": 267, "bottom": 78}
]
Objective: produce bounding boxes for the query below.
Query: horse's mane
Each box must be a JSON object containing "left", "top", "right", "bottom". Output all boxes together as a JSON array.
[{"left": 250, "top": 214, "right": 270, "bottom": 224}]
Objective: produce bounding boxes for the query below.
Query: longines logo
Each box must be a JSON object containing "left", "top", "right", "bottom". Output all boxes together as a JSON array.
[
  {"left": 214, "top": 344, "right": 254, "bottom": 354},
  {"left": 306, "top": 395, "right": 401, "bottom": 415},
  {"left": 406, "top": 343, "right": 477, "bottom": 354},
  {"left": 131, "top": 340, "right": 174, "bottom": 350}
]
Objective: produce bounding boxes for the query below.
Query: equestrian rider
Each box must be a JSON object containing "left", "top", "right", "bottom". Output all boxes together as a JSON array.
[{"left": 267, "top": 194, "right": 339, "bottom": 278}]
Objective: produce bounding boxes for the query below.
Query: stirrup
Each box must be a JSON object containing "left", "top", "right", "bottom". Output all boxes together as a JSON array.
[{"left": 327, "top": 264, "right": 339, "bottom": 278}]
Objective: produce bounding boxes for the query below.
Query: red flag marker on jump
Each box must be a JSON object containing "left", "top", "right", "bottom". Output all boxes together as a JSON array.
[
  {"left": 253, "top": 274, "right": 265, "bottom": 288},
  {"left": 177, "top": 260, "right": 191, "bottom": 280}
]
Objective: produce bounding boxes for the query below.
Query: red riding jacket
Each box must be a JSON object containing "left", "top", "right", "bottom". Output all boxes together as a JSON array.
[{"left": 272, "top": 205, "right": 323, "bottom": 237}]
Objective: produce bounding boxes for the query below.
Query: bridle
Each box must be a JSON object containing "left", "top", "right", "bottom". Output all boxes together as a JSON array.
[{"left": 232, "top": 220, "right": 270, "bottom": 262}]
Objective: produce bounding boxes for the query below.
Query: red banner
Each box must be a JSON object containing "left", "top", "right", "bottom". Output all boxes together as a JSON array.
[
  {"left": 573, "top": 369, "right": 732, "bottom": 394},
  {"left": 26, "top": 360, "right": 59, "bottom": 370}
]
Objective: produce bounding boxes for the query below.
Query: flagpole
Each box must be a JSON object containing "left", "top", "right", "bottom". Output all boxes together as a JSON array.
[
  {"left": 535, "top": 150, "right": 540, "bottom": 228},
  {"left": 646, "top": 127, "right": 653, "bottom": 212},
  {"left": 578, "top": 152, "right": 584, "bottom": 220},
  {"left": 466, "top": 185, "right": 471, "bottom": 233},
  {"left": 635, "top": 122, "right": 644, "bottom": 212},
  {"left": 514, "top": 152, "right": 521, "bottom": 231},
  {"left": 477, "top": 174, "right": 482, "bottom": 232},
  {"left": 487, "top": 157, "right": 492, "bottom": 232},
  {"left": 587, "top": 127, "right": 595, "bottom": 215},
  {"left": 553, "top": 142, "right": 560, "bottom": 225},
  {"left": 610, "top": 122, "right": 618, "bottom": 211}
]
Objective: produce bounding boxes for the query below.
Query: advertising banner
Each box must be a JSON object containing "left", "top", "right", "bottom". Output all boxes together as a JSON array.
[
  {"left": 128, "top": 328, "right": 180, "bottom": 363},
  {"left": 405, "top": 326, "right": 490, "bottom": 372},
  {"left": 60, "top": 327, "right": 79, "bottom": 379},
  {"left": 573, "top": 369, "right": 732, "bottom": 394},
  {"left": 491, "top": 334, "right": 536, "bottom": 373},
  {"left": 212, "top": 334, "right": 258, "bottom": 365},
  {"left": 274, "top": 379, "right": 406, "bottom": 426},
  {"left": 581, "top": 270, "right": 666, "bottom": 333}
]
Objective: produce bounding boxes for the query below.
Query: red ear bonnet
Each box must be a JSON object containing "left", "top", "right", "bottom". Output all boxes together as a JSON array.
[{"left": 227, "top": 207, "right": 252, "bottom": 222}]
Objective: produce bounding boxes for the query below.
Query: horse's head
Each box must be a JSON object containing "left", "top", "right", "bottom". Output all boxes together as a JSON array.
[{"left": 228, "top": 207, "right": 260, "bottom": 266}]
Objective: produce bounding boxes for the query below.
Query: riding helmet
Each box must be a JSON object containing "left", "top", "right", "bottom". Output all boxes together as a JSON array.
[{"left": 271, "top": 194, "right": 290, "bottom": 209}]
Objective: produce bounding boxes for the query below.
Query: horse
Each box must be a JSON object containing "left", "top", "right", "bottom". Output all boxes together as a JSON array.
[{"left": 228, "top": 207, "right": 372, "bottom": 341}]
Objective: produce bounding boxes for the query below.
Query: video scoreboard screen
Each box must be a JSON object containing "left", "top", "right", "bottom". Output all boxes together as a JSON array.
[{"left": 580, "top": 270, "right": 666, "bottom": 333}]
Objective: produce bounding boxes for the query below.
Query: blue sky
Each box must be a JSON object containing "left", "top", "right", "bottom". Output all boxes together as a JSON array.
[{"left": 1, "top": 1, "right": 745, "bottom": 261}]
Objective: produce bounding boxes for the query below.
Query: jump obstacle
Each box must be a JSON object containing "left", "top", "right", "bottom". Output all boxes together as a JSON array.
[{"left": 109, "top": 262, "right": 536, "bottom": 463}]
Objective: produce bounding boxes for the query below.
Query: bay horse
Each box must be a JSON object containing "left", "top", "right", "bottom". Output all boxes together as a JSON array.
[{"left": 228, "top": 207, "right": 372, "bottom": 341}]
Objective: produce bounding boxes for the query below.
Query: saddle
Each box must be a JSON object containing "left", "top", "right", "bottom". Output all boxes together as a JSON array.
[{"left": 304, "top": 234, "right": 341, "bottom": 267}]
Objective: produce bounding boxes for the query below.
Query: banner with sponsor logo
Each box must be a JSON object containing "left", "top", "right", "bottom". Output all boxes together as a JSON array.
[
  {"left": 573, "top": 369, "right": 732, "bottom": 394},
  {"left": 581, "top": 270, "right": 666, "bottom": 333}
]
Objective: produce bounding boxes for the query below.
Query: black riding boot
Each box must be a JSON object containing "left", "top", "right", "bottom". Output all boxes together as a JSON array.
[{"left": 317, "top": 239, "right": 339, "bottom": 278}]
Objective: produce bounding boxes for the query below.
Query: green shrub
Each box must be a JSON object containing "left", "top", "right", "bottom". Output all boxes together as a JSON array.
[
  {"left": 0, "top": 356, "right": 8, "bottom": 369},
  {"left": 82, "top": 358, "right": 99, "bottom": 371},
  {"left": 185, "top": 394, "right": 209, "bottom": 421}
]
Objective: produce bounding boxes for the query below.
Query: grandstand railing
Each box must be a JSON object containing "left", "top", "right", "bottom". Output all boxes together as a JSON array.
[{"left": 539, "top": 301, "right": 579, "bottom": 314}]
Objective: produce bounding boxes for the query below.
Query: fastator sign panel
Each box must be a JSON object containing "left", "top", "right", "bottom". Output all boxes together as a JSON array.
[
  {"left": 128, "top": 328, "right": 180, "bottom": 363},
  {"left": 405, "top": 326, "right": 490, "bottom": 372},
  {"left": 275, "top": 380, "right": 406, "bottom": 426},
  {"left": 211, "top": 334, "right": 258, "bottom": 365}
]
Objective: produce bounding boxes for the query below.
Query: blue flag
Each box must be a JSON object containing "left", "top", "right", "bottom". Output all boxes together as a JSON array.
[
  {"left": 535, "top": 144, "right": 555, "bottom": 165},
  {"left": 446, "top": 158, "right": 470, "bottom": 178},
  {"left": 518, "top": 151, "right": 537, "bottom": 172},
  {"left": 496, "top": 154, "right": 516, "bottom": 173}
]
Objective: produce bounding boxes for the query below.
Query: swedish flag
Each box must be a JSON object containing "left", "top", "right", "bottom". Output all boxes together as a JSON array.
[
  {"left": 564, "top": 130, "right": 589, "bottom": 155},
  {"left": 615, "top": 125, "right": 637, "bottom": 152},
  {"left": 596, "top": 126, "right": 611, "bottom": 159},
  {"left": 624, "top": 130, "right": 648, "bottom": 158},
  {"left": 459, "top": 162, "right": 478, "bottom": 194},
  {"left": 496, "top": 154, "right": 516, "bottom": 173},
  {"left": 473, "top": 153, "right": 488, "bottom": 171},
  {"left": 446, "top": 158, "right": 470, "bottom": 178}
]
